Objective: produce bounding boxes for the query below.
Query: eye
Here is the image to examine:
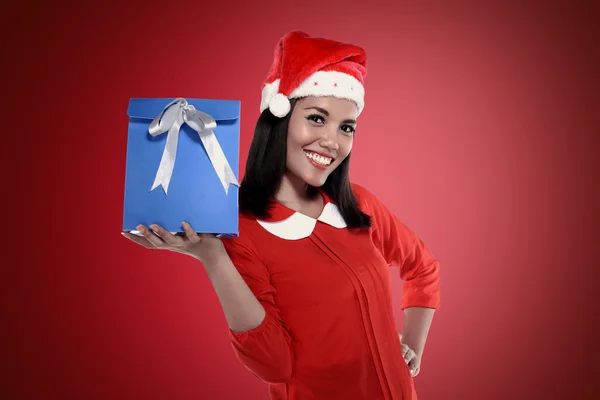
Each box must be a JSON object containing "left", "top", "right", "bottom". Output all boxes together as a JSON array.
[
  {"left": 306, "top": 114, "right": 325, "bottom": 124},
  {"left": 340, "top": 125, "right": 355, "bottom": 135}
]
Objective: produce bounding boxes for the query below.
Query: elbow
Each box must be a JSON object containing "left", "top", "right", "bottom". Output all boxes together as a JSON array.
[
  {"left": 231, "top": 336, "right": 294, "bottom": 384},
  {"left": 256, "top": 364, "right": 293, "bottom": 384},
  {"left": 401, "top": 261, "right": 441, "bottom": 309},
  {"left": 402, "top": 254, "right": 440, "bottom": 282},
  {"left": 229, "top": 312, "right": 294, "bottom": 384},
  {"left": 237, "top": 353, "right": 293, "bottom": 384}
]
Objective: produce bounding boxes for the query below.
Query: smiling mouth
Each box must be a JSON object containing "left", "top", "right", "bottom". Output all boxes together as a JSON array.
[{"left": 304, "top": 150, "right": 334, "bottom": 166}]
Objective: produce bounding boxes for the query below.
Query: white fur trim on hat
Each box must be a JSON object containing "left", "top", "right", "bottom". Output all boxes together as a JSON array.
[
  {"left": 290, "top": 70, "right": 365, "bottom": 115},
  {"left": 260, "top": 71, "right": 365, "bottom": 118}
]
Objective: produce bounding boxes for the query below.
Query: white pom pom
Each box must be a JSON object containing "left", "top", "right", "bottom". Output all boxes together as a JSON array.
[
  {"left": 260, "top": 84, "right": 274, "bottom": 112},
  {"left": 269, "top": 93, "right": 291, "bottom": 118}
]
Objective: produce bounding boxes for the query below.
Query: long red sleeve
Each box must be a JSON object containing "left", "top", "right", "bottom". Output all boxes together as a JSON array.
[
  {"left": 221, "top": 234, "right": 294, "bottom": 384},
  {"left": 353, "top": 184, "right": 441, "bottom": 310}
]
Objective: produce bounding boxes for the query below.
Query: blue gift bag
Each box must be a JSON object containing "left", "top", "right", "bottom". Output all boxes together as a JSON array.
[{"left": 123, "top": 97, "right": 240, "bottom": 237}]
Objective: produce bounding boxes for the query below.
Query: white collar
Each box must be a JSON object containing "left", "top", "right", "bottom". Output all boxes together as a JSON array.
[{"left": 256, "top": 202, "right": 347, "bottom": 240}]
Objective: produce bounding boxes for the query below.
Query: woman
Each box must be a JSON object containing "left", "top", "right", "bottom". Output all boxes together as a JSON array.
[{"left": 124, "top": 31, "right": 441, "bottom": 400}]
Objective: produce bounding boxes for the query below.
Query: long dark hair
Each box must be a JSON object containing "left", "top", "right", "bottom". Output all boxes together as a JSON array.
[{"left": 239, "top": 98, "right": 371, "bottom": 229}]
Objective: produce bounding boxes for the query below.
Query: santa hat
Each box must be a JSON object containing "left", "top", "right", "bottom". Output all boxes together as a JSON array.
[{"left": 260, "top": 31, "right": 367, "bottom": 118}]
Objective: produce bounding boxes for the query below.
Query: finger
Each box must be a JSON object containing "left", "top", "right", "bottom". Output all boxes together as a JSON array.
[
  {"left": 401, "top": 343, "right": 409, "bottom": 357},
  {"left": 122, "top": 232, "right": 155, "bottom": 249},
  {"left": 398, "top": 334, "right": 408, "bottom": 357},
  {"left": 137, "top": 224, "right": 165, "bottom": 248},
  {"left": 408, "top": 360, "right": 420, "bottom": 377},
  {"left": 151, "top": 224, "right": 185, "bottom": 247},
  {"left": 182, "top": 222, "right": 201, "bottom": 244},
  {"left": 404, "top": 349, "right": 416, "bottom": 364}
]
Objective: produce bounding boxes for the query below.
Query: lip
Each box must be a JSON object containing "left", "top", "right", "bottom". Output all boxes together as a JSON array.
[
  {"left": 303, "top": 150, "right": 334, "bottom": 170},
  {"left": 303, "top": 149, "right": 336, "bottom": 161},
  {"left": 306, "top": 157, "right": 330, "bottom": 170}
]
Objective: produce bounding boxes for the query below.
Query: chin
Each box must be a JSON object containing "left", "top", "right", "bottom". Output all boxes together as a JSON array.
[{"left": 301, "top": 171, "right": 330, "bottom": 187}]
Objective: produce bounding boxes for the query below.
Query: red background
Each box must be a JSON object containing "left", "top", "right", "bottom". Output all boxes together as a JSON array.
[{"left": 2, "top": 1, "right": 598, "bottom": 399}]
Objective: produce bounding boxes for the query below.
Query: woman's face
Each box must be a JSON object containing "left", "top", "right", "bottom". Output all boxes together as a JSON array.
[{"left": 285, "top": 96, "right": 358, "bottom": 188}]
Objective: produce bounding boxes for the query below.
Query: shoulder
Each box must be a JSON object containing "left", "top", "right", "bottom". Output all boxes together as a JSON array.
[
  {"left": 350, "top": 182, "right": 404, "bottom": 230},
  {"left": 220, "top": 218, "right": 270, "bottom": 272},
  {"left": 350, "top": 182, "right": 383, "bottom": 213},
  {"left": 221, "top": 213, "right": 256, "bottom": 248},
  {"left": 350, "top": 182, "right": 374, "bottom": 200},
  {"left": 221, "top": 211, "right": 272, "bottom": 257}
]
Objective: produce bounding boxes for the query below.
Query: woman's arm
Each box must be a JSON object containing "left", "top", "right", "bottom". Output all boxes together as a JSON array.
[
  {"left": 401, "top": 307, "right": 435, "bottom": 358},
  {"left": 219, "top": 236, "right": 295, "bottom": 384},
  {"left": 124, "top": 223, "right": 293, "bottom": 384},
  {"left": 350, "top": 184, "right": 441, "bottom": 372},
  {"left": 203, "top": 251, "right": 267, "bottom": 333}
]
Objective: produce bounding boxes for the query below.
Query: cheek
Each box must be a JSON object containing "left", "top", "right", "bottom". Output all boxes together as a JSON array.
[
  {"left": 290, "top": 126, "right": 318, "bottom": 146},
  {"left": 331, "top": 138, "right": 352, "bottom": 165},
  {"left": 339, "top": 137, "right": 353, "bottom": 157},
  {"left": 285, "top": 135, "right": 307, "bottom": 168},
  {"left": 288, "top": 116, "right": 326, "bottom": 144}
]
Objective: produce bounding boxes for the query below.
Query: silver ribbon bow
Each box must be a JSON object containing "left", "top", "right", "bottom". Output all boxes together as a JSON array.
[{"left": 148, "top": 98, "right": 239, "bottom": 195}]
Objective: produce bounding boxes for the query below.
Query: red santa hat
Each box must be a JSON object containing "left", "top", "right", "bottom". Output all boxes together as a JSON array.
[{"left": 260, "top": 31, "right": 367, "bottom": 118}]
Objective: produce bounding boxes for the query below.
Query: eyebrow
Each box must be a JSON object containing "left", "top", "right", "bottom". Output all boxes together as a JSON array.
[{"left": 305, "top": 106, "right": 357, "bottom": 124}]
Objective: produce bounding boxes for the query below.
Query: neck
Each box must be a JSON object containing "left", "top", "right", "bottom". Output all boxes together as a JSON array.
[{"left": 275, "top": 171, "right": 315, "bottom": 205}]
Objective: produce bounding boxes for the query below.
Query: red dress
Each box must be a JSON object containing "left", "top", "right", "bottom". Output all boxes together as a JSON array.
[{"left": 221, "top": 183, "right": 441, "bottom": 400}]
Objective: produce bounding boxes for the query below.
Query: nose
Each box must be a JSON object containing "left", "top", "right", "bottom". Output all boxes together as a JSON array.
[{"left": 318, "top": 127, "right": 340, "bottom": 152}]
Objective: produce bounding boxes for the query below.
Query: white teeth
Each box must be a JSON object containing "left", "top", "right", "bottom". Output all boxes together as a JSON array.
[{"left": 304, "top": 151, "right": 332, "bottom": 166}]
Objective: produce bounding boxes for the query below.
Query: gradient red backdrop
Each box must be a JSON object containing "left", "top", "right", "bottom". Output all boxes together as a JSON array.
[{"left": 2, "top": 1, "right": 598, "bottom": 399}]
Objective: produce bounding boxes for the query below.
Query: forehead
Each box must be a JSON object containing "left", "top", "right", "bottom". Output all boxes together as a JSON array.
[{"left": 297, "top": 96, "right": 358, "bottom": 119}]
